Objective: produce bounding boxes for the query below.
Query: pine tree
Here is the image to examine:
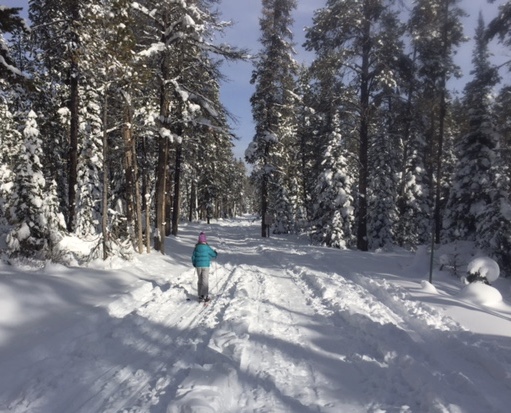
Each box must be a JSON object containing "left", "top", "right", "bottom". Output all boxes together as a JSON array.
[
  {"left": 409, "top": 0, "right": 466, "bottom": 243},
  {"left": 0, "top": 105, "right": 20, "bottom": 230},
  {"left": 393, "top": 40, "right": 432, "bottom": 248},
  {"left": 74, "top": 84, "right": 103, "bottom": 239},
  {"left": 494, "top": 86, "right": 511, "bottom": 175},
  {"left": 305, "top": 0, "right": 404, "bottom": 251},
  {"left": 7, "top": 111, "right": 47, "bottom": 257},
  {"left": 0, "top": 6, "right": 27, "bottom": 82},
  {"left": 29, "top": 0, "right": 87, "bottom": 231},
  {"left": 486, "top": 0, "right": 511, "bottom": 47},
  {"left": 368, "top": 113, "right": 399, "bottom": 250},
  {"left": 42, "top": 179, "right": 67, "bottom": 258},
  {"left": 311, "top": 124, "right": 354, "bottom": 249},
  {"left": 444, "top": 13, "right": 500, "bottom": 241},
  {"left": 248, "top": 0, "right": 298, "bottom": 237},
  {"left": 135, "top": 0, "right": 245, "bottom": 250},
  {"left": 446, "top": 12, "right": 511, "bottom": 274},
  {"left": 77, "top": 0, "right": 143, "bottom": 255},
  {"left": 294, "top": 67, "right": 317, "bottom": 223}
]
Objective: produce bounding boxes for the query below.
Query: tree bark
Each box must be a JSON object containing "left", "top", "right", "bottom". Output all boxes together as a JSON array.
[
  {"left": 171, "top": 141, "right": 183, "bottom": 236},
  {"left": 122, "top": 94, "right": 144, "bottom": 253},
  {"left": 154, "top": 51, "right": 171, "bottom": 253},
  {"left": 189, "top": 179, "right": 196, "bottom": 222},
  {"left": 102, "top": 92, "right": 109, "bottom": 260},
  {"left": 67, "top": 60, "right": 79, "bottom": 232},
  {"left": 154, "top": 136, "right": 168, "bottom": 253}
]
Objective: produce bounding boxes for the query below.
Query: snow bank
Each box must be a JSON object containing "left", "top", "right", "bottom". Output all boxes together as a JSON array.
[{"left": 458, "top": 282, "right": 503, "bottom": 306}]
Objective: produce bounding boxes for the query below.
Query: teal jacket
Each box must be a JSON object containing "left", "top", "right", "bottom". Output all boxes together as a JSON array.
[{"left": 192, "top": 243, "right": 217, "bottom": 268}]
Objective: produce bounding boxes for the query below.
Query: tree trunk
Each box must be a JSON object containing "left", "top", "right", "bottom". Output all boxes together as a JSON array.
[
  {"left": 67, "top": 4, "right": 80, "bottom": 232},
  {"left": 171, "top": 141, "right": 183, "bottom": 236},
  {"left": 141, "top": 135, "right": 151, "bottom": 253},
  {"left": 166, "top": 165, "right": 173, "bottom": 236},
  {"left": 102, "top": 92, "right": 109, "bottom": 260},
  {"left": 132, "top": 140, "right": 144, "bottom": 254},
  {"left": 154, "top": 53, "right": 171, "bottom": 253},
  {"left": 189, "top": 179, "right": 196, "bottom": 222},
  {"left": 122, "top": 92, "right": 144, "bottom": 253},
  {"left": 122, "top": 101, "right": 136, "bottom": 247},
  {"left": 261, "top": 175, "right": 269, "bottom": 237},
  {"left": 67, "top": 60, "right": 79, "bottom": 232},
  {"left": 154, "top": 136, "right": 168, "bottom": 253}
]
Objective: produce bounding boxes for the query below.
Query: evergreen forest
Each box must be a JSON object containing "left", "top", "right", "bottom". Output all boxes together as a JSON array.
[{"left": 1, "top": 0, "right": 511, "bottom": 275}]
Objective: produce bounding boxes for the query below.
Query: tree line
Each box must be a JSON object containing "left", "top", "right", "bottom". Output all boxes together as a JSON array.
[
  {"left": 248, "top": 0, "right": 511, "bottom": 274},
  {"left": 2, "top": 0, "right": 511, "bottom": 275},
  {"left": 0, "top": 0, "right": 252, "bottom": 262}
]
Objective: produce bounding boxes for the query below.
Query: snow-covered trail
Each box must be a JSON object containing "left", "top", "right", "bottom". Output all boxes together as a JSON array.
[{"left": 1, "top": 217, "right": 511, "bottom": 413}]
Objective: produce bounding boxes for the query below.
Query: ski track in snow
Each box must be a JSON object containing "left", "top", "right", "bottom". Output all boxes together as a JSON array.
[{"left": 2, "top": 218, "right": 511, "bottom": 413}]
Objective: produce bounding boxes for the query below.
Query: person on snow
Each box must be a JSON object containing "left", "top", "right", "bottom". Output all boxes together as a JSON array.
[{"left": 191, "top": 232, "right": 218, "bottom": 302}]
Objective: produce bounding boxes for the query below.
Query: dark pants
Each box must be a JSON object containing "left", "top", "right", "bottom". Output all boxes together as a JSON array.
[{"left": 196, "top": 267, "right": 210, "bottom": 298}]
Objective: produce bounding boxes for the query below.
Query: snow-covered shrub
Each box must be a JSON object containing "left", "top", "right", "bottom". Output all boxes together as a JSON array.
[{"left": 465, "top": 257, "right": 500, "bottom": 285}]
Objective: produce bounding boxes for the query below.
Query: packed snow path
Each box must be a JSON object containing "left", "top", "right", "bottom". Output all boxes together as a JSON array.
[{"left": 1, "top": 217, "right": 511, "bottom": 413}]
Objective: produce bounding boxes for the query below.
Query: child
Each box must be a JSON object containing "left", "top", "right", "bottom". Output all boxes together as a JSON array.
[{"left": 191, "top": 232, "right": 218, "bottom": 302}]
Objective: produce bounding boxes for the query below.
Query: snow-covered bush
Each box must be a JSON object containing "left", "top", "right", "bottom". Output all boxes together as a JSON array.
[{"left": 465, "top": 257, "right": 500, "bottom": 285}]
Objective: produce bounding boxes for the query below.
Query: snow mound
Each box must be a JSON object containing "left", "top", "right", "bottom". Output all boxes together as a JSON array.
[
  {"left": 420, "top": 280, "right": 438, "bottom": 294},
  {"left": 458, "top": 282, "right": 503, "bottom": 306},
  {"left": 467, "top": 257, "right": 500, "bottom": 283}
]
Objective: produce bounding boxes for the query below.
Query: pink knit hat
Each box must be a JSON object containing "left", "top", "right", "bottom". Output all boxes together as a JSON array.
[{"left": 198, "top": 232, "right": 207, "bottom": 243}]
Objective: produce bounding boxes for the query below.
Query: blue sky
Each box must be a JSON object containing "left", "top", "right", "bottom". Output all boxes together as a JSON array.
[{"left": 4, "top": 0, "right": 508, "bottom": 160}]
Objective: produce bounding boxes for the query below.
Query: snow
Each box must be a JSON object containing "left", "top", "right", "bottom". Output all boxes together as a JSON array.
[
  {"left": 467, "top": 256, "right": 500, "bottom": 283},
  {"left": 1, "top": 216, "right": 511, "bottom": 413},
  {"left": 458, "top": 282, "right": 503, "bottom": 306}
]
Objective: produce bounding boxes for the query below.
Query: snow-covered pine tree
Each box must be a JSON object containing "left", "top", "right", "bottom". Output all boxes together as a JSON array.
[
  {"left": 42, "top": 179, "right": 67, "bottom": 259},
  {"left": 226, "top": 159, "right": 251, "bottom": 217},
  {"left": 476, "top": 179, "right": 511, "bottom": 275},
  {"left": 180, "top": 49, "right": 241, "bottom": 223},
  {"left": 247, "top": 0, "right": 298, "bottom": 237},
  {"left": 366, "top": 9, "right": 405, "bottom": 250},
  {"left": 74, "top": 84, "right": 103, "bottom": 239},
  {"left": 409, "top": 0, "right": 466, "bottom": 243},
  {"left": 0, "top": 6, "right": 27, "bottom": 82},
  {"left": 393, "top": 37, "right": 432, "bottom": 248},
  {"left": 294, "top": 66, "right": 317, "bottom": 228},
  {"left": 368, "top": 114, "right": 399, "bottom": 250},
  {"left": 29, "top": 0, "right": 88, "bottom": 231},
  {"left": 310, "top": 119, "right": 354, "bottom": 249},
  {"left": 0, "top": 105, "right": 21, "bottom": 231},
  {"left": 493, "top": 87, "right": 511, "bottom": 173},
  {"left": 78, "top": 0, "right": 143, "bottom": 255},
  {"left": 305, "top": 0, "right": 404, "bottom": 251},
  {"left": 135, "top": 0, "right": 245, "bottom": 249},
  {"left": 447, "top": 13, "right": 511, "bottom": 274},
  {"left": 443, "top": 13, "right": 500, "bottom": 242},
  {"left": 1, "top": 8, "right": 31, "bottom": 236},
  {"left": 7, "top": 111, "right": 47, "bottom": 257}
]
